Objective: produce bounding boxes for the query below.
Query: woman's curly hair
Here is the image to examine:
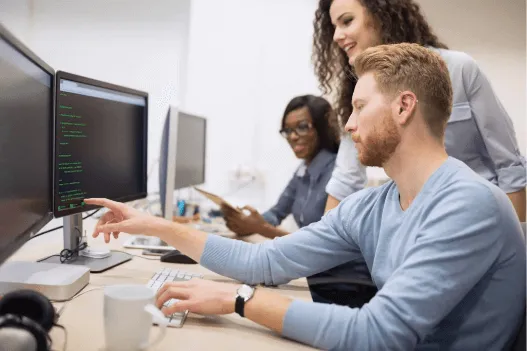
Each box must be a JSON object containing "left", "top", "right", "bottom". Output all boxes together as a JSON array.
[{"left": 312, "top": 0, "right": 448, "bottom": 128}]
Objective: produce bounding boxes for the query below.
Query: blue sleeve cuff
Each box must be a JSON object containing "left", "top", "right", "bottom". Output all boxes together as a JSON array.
[
  {"left": 262, "top": 211, "right": 280, "bottom": 226},
  {"left": 497, "top": 158, "right": 527, "bottom": 193}
]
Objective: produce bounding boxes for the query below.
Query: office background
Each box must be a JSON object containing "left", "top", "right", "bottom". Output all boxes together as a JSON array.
[{"left": 0, "top": 0, "right": 524, "bottom": 219}]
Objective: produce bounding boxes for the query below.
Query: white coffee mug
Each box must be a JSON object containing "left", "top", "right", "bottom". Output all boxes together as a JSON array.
[{"left": 103, "top": 284, "right": 168, "bottom": 351}]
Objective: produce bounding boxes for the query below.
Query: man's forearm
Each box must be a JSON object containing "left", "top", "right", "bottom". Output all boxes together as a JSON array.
[
  {"left": 155, "top": 219, "right": 209, "bottom": 261},
  {"left": 507, "top": 188, "right": 526, "bottom": 222},
  {"left": 258, "top": 223, "right": 290, "bottom": 239},
  {"left": 325, "top": 194, "right": 341, "bottom": 213}
]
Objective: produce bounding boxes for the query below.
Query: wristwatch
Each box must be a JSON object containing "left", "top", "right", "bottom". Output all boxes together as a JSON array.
[{"left": 235, "top": 284, "right": 255, "bottom": 317}]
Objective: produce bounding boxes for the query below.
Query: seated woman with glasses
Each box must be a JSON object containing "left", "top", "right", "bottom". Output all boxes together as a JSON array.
[{"left": 221, "top": 94, "right": 339, "bottom": 239}]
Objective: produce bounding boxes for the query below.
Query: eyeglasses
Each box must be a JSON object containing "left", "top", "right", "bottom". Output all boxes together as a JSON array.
[{"left": 279, "top": 122, "right": 313, "bottom": 139}]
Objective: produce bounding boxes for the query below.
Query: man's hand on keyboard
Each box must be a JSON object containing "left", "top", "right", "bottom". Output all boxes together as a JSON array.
[
  {"left": 155, "top": 279, "right": 239, "bottom": 316},
  {"left": 85, "top": 198, "right": 167, "bottom": 242}
]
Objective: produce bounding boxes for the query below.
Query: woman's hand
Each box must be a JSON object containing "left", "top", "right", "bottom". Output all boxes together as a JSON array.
[
  {"left": 84, "top": 198, "right": 170, "bottom": 242},
  {"left": 222, "top": 205, "right": 267, "bottom": 236}
]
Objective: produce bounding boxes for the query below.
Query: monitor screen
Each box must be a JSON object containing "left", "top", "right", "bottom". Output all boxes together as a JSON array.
[
  {"left": 175, "top": 112, "right": 207, "bottom": 190},
  {"left": 159, "top": 108, "right": 207, "bottom": 217},
  {"left": 54, "top": 71, "right": 148, "bottom": 217},
  {"left": 0, "top": 24, "right": 53, "bottom": 263}
]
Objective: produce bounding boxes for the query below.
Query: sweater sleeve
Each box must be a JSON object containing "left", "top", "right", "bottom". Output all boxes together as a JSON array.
[{"left": 200, "top": 195, "right": 363, "bottom": 286}]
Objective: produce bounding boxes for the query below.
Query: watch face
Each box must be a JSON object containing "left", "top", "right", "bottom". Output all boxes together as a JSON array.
[{"left": 238, "top": 285, "right": 254, "bottom": 299}]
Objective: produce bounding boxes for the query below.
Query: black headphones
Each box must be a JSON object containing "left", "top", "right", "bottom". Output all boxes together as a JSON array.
[{"left": 0, "top": 290, "right": 56, "bottom": 351}]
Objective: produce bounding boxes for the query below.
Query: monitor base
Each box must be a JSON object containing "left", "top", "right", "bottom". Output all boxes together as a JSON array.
[{"left": 39, "top": 251, "right": 131, "bottom": 273}]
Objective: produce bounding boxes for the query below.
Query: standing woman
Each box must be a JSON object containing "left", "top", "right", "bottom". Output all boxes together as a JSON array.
[{"left": 314, "top": 0, "right": 526, "bottom": 221}]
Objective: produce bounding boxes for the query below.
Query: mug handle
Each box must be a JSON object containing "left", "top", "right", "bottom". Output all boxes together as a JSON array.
[{"left": 141, "top": 304, "right": 169, "bottom": 349}]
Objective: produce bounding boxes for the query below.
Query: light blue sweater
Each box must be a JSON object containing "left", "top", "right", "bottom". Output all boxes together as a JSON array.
[{"left": 201, "top": 157, "right": 526, "bottom": 350}]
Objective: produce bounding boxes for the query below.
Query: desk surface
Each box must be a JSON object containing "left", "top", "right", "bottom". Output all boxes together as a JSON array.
[{"left": 10, "top": 218, "right": 315, "bottom": 351}]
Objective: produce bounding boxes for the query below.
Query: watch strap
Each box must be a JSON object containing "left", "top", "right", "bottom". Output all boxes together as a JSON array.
[{"left": 235, "top": 295, "right": 245, "bottom": 317}]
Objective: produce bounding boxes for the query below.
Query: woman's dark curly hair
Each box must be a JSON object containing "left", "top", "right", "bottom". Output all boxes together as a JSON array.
[{"left": 312, "top": 0, "right": 448, "bottom": 128}]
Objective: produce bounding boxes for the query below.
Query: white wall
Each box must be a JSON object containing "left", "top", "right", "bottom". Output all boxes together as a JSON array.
[
  {"left": 0, "top": 1, "right": 31, "bottom": 40},
  {"left": 0, "top": 0, "right": 191, "bottom": 193},
  {"left": 183, "top": 0, "right": 321, "bottom": 209}
]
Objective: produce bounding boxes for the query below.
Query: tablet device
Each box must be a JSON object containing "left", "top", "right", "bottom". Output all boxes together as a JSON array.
[{"left": 194, "top": 187, "right": 242, "bottom": 214}]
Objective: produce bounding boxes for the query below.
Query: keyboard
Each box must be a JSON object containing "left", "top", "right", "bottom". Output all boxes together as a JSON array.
[{"left": 146, "top": 267, "right": 203, "bottom": 327}]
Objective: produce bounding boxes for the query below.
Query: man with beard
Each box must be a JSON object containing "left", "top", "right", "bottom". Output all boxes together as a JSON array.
[{"left": 86, "top": 43, "right": 525, "bottom": 351}]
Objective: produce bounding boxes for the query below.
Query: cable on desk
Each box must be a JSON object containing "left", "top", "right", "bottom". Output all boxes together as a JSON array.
[
  {"left": 56, "top": 287, "right": 104, "bottom": 317},
  {"left": 54, "top": 287, "right": 103, "bottom": 351},
  {"left": 29, "top": 209, "right": 101, "bottom": 240},
  {"left": 52, "top": 323, "right": 68, "bottom": 351}
]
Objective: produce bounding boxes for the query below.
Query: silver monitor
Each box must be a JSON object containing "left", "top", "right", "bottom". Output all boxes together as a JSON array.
[
  {"left": 159, "top": 106, "right": 207, "bottom": 219},
  {"left": 123, "top": 106, "right": 207, "bottom": 250}
]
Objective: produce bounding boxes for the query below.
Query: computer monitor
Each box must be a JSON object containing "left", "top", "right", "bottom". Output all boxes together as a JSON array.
[
  {"left": 0, "top": 23, "right": 54, "bottom": 264},
  {"left": 53, "top": 71, "right": 148, "bottom": 217},
  {"left": 122, "top": 107, "right": 206, "bottom": 251},
  {"left": 39, "top": 71, "right": 148, "bottom": 272},
  {"left": 159, "top": 107, "right": 207, "bottom": 219}
]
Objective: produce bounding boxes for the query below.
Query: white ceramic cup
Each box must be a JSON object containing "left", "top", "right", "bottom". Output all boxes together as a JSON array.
[{"left": 103, "top": 284, "right": 168, "bottom": 351}]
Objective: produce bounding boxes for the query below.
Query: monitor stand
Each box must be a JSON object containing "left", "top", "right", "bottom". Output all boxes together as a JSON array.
[{"left": 39, "top": 213, "right": 132, "bottom": 273}]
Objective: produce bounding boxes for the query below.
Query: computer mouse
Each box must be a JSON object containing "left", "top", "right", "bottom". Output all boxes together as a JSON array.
[{"left": 160, "top": 250, "right": 197, "bottom": 264}]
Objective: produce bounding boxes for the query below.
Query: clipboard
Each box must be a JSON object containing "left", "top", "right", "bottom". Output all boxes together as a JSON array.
[{"left": 194, "top": 187, "right": 242, "bottom": 214}]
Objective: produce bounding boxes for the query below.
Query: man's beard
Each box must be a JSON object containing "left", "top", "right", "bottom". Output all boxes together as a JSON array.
[{"left": 355, "top": 114, "right": 401, "bottom": 167}]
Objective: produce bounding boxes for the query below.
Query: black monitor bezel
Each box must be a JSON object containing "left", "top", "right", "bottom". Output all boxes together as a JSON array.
[
  {"left": 53, "top": 70, "right": 149, "bottom": 218},
  {"left": 0, "top": 23, "right": 54, "bottom": 263}
]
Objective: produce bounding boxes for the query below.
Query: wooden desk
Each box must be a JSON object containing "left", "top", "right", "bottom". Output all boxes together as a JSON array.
[{"left": 9, "top": 218, "right": 314, "bottom": 351}]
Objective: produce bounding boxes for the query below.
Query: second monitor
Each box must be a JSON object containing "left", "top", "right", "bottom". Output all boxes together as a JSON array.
[
  {"left": 54, "top": 72, "right": 148, "bottom": 216},
  {"left": 123, "top": 107, "right": 207, "bottom": 251},
  {"left": 159, "top": 107, "right": 207, "bottom": 219},
  {"left": 40, "top": 71, "right": 148, "bottom": 272}
]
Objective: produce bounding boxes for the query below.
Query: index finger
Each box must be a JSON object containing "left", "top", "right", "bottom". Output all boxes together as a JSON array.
[
  {"left": 220, "top": 205, "right": 236, "bottom": 215},
  {"left": 84, "top": 198, "right": 123, "bottom": 212}
]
